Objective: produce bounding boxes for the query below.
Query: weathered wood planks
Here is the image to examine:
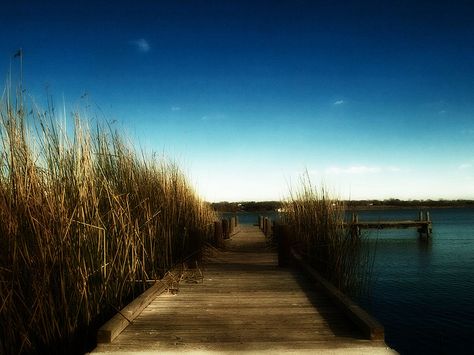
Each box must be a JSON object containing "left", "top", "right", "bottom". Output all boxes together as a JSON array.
[{"left": 91, "top": 225, "right": 396, "bottom": 354}]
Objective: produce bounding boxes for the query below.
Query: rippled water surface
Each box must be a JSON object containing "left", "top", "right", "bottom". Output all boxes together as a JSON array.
[{"left": 355, "top": 208, "right": 474, "bottom": 354}]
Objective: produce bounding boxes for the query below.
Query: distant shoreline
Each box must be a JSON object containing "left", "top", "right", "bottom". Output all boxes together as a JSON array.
[
  {"left": 346, "top": 204, "right": 474, "bottom": 211},
  {"left": 212, "top": 201, "right": 474, "bottom": 213}
]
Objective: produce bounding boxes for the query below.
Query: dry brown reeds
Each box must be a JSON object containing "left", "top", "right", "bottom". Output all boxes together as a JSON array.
[
  {"left": 282, "top": 174, "right": 372, "bottom": 294},
  {"left": 0, "top": 86, "right": 216, "bottom": 354}
]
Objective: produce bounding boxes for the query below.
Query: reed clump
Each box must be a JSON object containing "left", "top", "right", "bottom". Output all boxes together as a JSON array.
[
  {"left": 282, "top": 176, "right": 371, "bottom": 294},
  {"left": 0, "top": 87, "right": 216, "bottom": 354}
]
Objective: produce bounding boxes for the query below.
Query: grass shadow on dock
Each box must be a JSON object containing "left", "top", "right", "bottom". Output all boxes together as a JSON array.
[{"left": 291, "top": 267, "right": 367, "bottom": 340}]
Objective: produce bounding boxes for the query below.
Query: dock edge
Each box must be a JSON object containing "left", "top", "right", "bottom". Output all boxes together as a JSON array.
[
  {"left": 290, "top": 248, "right": 385, "bottom": 341},
  {"left": 96, "top": 274, "right": 173, "bottom": 343}
]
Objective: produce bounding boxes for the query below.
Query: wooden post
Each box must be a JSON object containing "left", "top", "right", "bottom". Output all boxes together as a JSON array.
[
  {"left": 229, "top": 217, "right": 235, "bottom": 234},
  {"left": 222, "top": 219, "right": 229, "bottom": 239},
  {"left": 426, "top": 211, "right": 432, "bottom": 238},
  {"left": 350, "top": 213, "right": 360, "bottom": 238},
  {"left": 187, "top": 228, "right": 202, "bottom": 269},
  {"left": 259, "top": 216, "right": 264, "bottom": 230},
  {"left": 419, "top": 222, "right": 432, "bottom": 240},
  {"left": 275, "top": 224, "right": 291, "bottom": 267},
  {"left": 235, "top": 215, "right": 239, "bottom": 226},
  {"left": 214, "top": 221, "right": 223, "bottom": 248},
  {"left": 419, "top": 225, "right": 427, "bottom": 239}
]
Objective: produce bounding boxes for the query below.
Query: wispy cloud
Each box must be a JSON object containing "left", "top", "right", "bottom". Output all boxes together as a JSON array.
[
  {"left": 201, "top": 113, "right": 226, "bottom": 122},
  {"left": 171, "top": 106, "right": 181, "bottom": 111},
  {"left": 325, "top": 165, "right": 402, "bottom": 175},
  {"left": 459, "top": 163, "right": 473, "bottom": 170},
  {"left": 326, "top": 165, "right": 380, "bottom": 175},
  {"left": 333, "top": 99, "right": 344, "bottom": 105},
  {"left": 131, "top": 38, "right": 150, "bottom": 53}
]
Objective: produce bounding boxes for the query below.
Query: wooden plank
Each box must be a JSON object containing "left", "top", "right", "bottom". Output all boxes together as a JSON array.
[
  {"left": 93, "top": 341, "right": 391, "bottom": 354},
  {"left": 96, "top": 274, "right": 172, "bottom": 343},
  {"left": 91, "top": 225, "right": 394, "bottom": 354}
]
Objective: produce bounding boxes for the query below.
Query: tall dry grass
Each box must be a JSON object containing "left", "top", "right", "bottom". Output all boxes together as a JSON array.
[
  {"left": 0, "top": 86, "right": 216, "bottom": 354},
  {"left": 282, "top": 174, "right": 372, "bottom": 294}
]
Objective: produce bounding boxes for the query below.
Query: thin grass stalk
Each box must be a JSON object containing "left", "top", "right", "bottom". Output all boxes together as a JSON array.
[
  {"left": 283, "top": 174, "right": 372, "bottom": 295},
  {"left": 0, "top": 83, "right": 217, "bottom": 354}
]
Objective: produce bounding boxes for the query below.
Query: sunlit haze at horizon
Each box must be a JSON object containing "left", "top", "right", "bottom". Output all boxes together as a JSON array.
[{"left": 2, "top": 1, "right": 474, "bottom": 202}]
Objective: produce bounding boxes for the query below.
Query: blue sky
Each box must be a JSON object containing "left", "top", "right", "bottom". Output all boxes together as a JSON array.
[{"left": 2, "top": 1, "right": 474, "bottom": 201}]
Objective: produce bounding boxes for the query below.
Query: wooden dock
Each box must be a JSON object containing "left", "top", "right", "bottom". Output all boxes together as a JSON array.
[
  {"left": 346, "top": 211, "right": 433, "bottom": 238},
  {"left": 91, "top": 225, "right": 395, "bottom": 354}
]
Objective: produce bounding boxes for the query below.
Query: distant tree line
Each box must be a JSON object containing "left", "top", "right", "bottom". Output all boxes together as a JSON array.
[
  {"left": 211, "top": 201, "right": 282, "bottom": 212},
  {"left": 346, "top": 199, "right": 474, "bottom": 209},
  {"left": 211, "top": 199, "right": 474, "bottom": 212}
]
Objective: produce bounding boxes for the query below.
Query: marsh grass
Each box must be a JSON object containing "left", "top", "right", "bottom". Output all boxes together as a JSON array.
[
  {"left": 282, "top": 174, "right": 372, "bottom": 295},
  {"left": 0, "top": 86, "right": 216, "bottom": 354}
]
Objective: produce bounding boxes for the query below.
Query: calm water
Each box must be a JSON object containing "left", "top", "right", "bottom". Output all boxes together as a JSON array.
[
  {"left": 226, "top": 208, "right": 474, "bottom": 354},
  {"left": 355, "top": 208, "right": 474, "bottom": 355},
  {"left": 221, "top": 211, "right": 279, "bottom": 225}
]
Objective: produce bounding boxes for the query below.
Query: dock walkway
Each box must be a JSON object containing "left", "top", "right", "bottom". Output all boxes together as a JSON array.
[{"left": 92, "top": 225, "right": 395, "bottom": 354}]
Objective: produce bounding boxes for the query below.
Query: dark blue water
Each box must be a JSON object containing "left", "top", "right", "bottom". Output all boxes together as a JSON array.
[
  {"left": 221, "top": 211, "right": 279, "bottom": 225},
  {"left": 355, "top": 208, "right": 474, "bottom": 355},
  {"left": 227, "top": 209, "right": 474, "bottom": 354}
]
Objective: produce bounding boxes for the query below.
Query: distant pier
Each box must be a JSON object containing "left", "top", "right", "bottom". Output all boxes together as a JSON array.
[{"left": 346, "top": 211, "right": 433, "bottom": 239}]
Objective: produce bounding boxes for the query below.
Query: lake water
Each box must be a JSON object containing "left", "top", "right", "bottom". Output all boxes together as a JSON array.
[
  {"left": 354, "top": 208, "right": 474, "bottom": 355},
  {"left": 224, "top": 208, "right": 474, "bottom": 354}
]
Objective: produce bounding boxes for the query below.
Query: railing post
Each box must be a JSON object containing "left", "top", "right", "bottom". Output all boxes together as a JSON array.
[
  {"left": 222, "top": 219, "right": 229, "bottom": 239},
  {"left": 230, "top": 217, "right": 236, "bottom": 234},
  {"left": 187, "top": 228, "right": 202, "bottom": 268},
  {"left": 259, "top": 215, "right": 264, "bottom": 230},
  {"left": 275, "top": 224, "right": 291, "bottom": 267},
  {"left": 229, "top": 217, "right": 234, "bottom": 235},
  {"left": 214, "top": 221, "right": 223, "bottom": 248},
  {"left": 265, "top": 218, "right": 272, "bottom": 237}
]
